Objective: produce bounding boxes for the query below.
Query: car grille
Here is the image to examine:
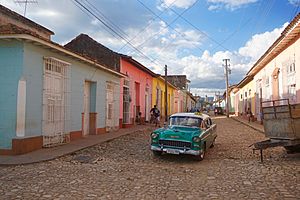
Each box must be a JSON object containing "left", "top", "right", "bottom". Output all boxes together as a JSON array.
[{"left": 159, "top": 139, "right": 192, "bottom": 148}]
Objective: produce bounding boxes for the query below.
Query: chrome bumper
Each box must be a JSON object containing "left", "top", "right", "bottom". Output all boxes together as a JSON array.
[{"left": 151, "top": 146, "right": 200, "bottom": 156}]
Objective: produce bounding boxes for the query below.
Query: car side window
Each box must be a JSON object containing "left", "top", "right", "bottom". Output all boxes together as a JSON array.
[
  {"left": 205, "top": 119, "right": 210, "bottom": 128},
  {"left": 200, "top": 120, "right": 207, "bottom": 130},
  {"left": 208, "top": 118, "right": 212, "bottom": 126}
]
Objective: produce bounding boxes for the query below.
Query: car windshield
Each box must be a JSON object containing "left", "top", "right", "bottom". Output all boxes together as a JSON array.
[{"left": 169, "top": 116, "right": 202, "bottom": 127}]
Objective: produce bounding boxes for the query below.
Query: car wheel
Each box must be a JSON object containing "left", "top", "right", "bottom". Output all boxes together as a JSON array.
[
  {"left": 210, "top": 137, "right": 216, "bottom": 148},
  {"left": 152, "top": 150, "right": 162, "bottom": 156},
  {"left": 195, "top": 144, "right": 206, "bottom": 161}
]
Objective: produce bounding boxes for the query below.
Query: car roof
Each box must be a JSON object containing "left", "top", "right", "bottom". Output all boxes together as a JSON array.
[{"left": 170, "top": 112, "right": 210, "bottom": 120}]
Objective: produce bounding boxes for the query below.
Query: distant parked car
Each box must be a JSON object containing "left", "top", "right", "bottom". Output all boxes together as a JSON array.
[
  {"left": 214, "top": 107, "right": 224, "bottom": 115},
  {"left": 150, "top": 112, "right": 217, "bottom": 161}
]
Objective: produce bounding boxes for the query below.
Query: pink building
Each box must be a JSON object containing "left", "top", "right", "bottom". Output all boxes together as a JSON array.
[
  {"left": 119, "top": 55, "right": 156, "bottom": 127},
  {"left": 174, "top": 90, "right": 185, "bottom": 113}
]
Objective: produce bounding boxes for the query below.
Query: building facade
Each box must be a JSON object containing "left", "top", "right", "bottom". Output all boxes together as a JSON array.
[
  {"left": 119, "top": 55, "right": 155, "bottom": 127},
  {"left": 234, "top": 13, "right": 300, "bottom": 121},
  {"left": 0, "top": 7, "right": 123, "bottom": 155},
  {"left": 152, "top": 76, "right": 176, "bottom": 119}
]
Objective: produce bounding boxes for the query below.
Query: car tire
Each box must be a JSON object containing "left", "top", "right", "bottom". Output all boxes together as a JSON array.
[
  {"left": 210, "top": 137, "right": 216, "bottom": 148},
  {"left": 152, "top": 150, "right": 162, "bottom": 156},
  {"left": 195, "top": 144, "right": 206, "bottom": 161}
]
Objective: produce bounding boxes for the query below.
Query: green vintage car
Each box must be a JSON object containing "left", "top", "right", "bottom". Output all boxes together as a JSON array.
[{"left": 150, "top": 112, "right": 217, "bottom": 161}]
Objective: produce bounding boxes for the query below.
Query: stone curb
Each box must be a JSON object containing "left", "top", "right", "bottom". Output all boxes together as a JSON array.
[
  {"left": 230, "top": 117, "right": 264, "bottom": 134},
  {"left": 0, "top": 127, "right": 153, "bottom": 166}
]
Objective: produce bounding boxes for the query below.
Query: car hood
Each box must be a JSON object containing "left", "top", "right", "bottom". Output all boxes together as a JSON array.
[{"left": 158, "top": 125, "right": 202, "bottom": 141}]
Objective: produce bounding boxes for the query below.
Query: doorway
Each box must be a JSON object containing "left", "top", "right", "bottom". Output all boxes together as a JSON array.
[{"left": 106, "top": 82, "right": 115, "bottom": 131}]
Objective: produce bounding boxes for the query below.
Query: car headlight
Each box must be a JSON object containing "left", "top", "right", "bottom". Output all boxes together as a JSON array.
[
  {"left": 151, "top": 132, "right": 159, "bottom": 139},
  {"left": 192, "top": 136, "right": 201, "bottom": 143}
]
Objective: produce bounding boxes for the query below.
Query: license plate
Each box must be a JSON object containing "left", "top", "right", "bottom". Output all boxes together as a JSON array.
[{"left": 166, "top": 149, "right": 180, "bottom": 155}]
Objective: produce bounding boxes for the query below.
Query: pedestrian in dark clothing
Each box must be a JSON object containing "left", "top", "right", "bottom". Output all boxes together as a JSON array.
[
  {"left": 247, "top": 107, "right": 253, "bottom": 122},
  {"left": 150, "top": 105, "right": 160, "bottom": 127}
]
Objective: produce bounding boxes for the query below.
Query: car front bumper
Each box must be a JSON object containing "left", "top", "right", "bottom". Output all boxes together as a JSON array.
[{"left": 151, "top": 145, "right": 201, "bottom": 156}]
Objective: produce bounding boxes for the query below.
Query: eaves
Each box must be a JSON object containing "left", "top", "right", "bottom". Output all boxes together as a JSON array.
[{"left": 0, "top": 34, "right": 126, "bottom": 78}]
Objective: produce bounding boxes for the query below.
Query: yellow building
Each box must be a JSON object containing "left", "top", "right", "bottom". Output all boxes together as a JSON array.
[{"left": 152, "top": 76, "right": 177, "bottom": 118}]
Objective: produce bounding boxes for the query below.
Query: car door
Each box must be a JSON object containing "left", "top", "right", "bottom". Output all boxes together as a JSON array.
[
  {"left": 209, "top": 118, "right": 217, "bottom": 143},
  {"left": 204, "top": 118, "right": 213, "bottom": 147},
  {"left": 200, "top": 119, "right": 210, "bottom": 149}
]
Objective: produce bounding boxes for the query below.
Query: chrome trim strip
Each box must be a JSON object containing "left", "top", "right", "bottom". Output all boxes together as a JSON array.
[{"left": 151, "top": 146, "right": 200, "bottom": 156}]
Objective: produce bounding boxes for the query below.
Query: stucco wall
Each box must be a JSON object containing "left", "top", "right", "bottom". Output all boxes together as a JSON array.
[
  {"left": 119, "top": 59, "right": 153, "bottom": 121},
  {"left": 239, "top": 80, "right": 255, "bottom": 115},
  {"left": 24, "top": 43, "right": 120, "bottom": 133},
  {"left": 0, "top": 40, "right": 121, "bottom": 149},
  {"left": 24, "top": 43, "right": 121, "bottom": 133},
  {"left": 152, "top": 77, "right": 176, "bottom": 117},
  {"left": 253, "top": 37, "right": 300, "bottom": 104},
  {"left": 0, "top": 40, "right": 23, "bottom": 149}
]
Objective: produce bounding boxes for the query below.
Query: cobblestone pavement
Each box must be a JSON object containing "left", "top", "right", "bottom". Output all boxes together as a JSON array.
[{"left": 0, "top": 117, "right": 299, "bottom": 200}]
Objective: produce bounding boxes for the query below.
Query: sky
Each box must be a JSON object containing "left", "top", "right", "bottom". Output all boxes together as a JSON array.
[{"left": 1, "top": 0, "right": 299, "bottom": 97}]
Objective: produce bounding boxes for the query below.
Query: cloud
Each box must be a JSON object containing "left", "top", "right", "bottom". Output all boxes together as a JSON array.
[
  {"left": 238, "top": 23, "right": 289, "bottom": 62},
  {"left": 113, "top": 21, "right": 287, "bottom": 97},
  {"left": 190, "top": 88, "right": 224, "bottom": 97},
  {"left": 159, "top": 0, "right": 197, "bottom": 9},
  {"left": 0, "top": 0, "right": 288, "bottom": 97},
  {"left": 207, "top": 0, "right": 258, "bottom": 10},
  {"left": 288, "top": 0, "right": 300, "bottom": 6}
]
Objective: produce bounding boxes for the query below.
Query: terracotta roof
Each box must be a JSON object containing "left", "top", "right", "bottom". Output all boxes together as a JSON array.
[
  {"left": 0, "top": 23, "right": 41, "bottom": 37},
  {"left": 64, "top": 34, "right": 120, "bottom": 72},
  {"left": 0, "top": 4, "right": 54, "bottom": 35},
  {"left": 119, "top": 54, "right": 156, "bottom": 77},
  {"left": 236, "top": 75, "right": 253, "bottom": 88}
]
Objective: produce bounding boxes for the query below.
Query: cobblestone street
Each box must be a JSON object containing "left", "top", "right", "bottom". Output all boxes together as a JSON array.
[{"left": 0, "top": 117, "right": 299, "bottom": 200}]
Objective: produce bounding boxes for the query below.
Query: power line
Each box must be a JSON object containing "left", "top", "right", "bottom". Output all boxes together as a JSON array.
[
  {"left": 136, "top": 0, "right": 205, "bottom": 55},
  {"left": 83, "top": 0, "right": 131, "bottom": 41},
  {"left": 252, "top": 0, "right": 276, "bottom": 35},
  {"left": 118, "top": 0, "right": 180, "bottom": 51},
  {"left": 164, "top": 3, "right": 231, "bottom": 52},
  {"left": 290, "top": 2, "right": 300, "bottom": 22},
  {"left": 210, "top": 17, "right": 252, "bottom": 52},
  {"left": 70, "top": 0, "right": 120, "bottom": 39},
  {"left": 133, "top": 0, "right": 199, "bottom": 53},
  {"left": 72, "top": 0, "right": 164, "bottom": 68}
]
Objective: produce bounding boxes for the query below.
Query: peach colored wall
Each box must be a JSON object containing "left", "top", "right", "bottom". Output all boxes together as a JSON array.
[
  {"left": 253, "top": 36, "right": 300, "bottom": 104},
  {"left": 120, "top": 59, "right": 153, "bottom": 122}
]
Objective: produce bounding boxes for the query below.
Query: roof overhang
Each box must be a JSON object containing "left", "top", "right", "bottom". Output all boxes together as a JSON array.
[
  {"left": 120, "top": 55, "right": 156, "bottom": 77},
  {"left": 247, "top": 14, "right": 300, "bottom": 76},
  {"left": 0, "top": 34, "right": 125, "bottom": 78},
  {"left": 237, "top": 75, "right": 253, "bottom": 88}
]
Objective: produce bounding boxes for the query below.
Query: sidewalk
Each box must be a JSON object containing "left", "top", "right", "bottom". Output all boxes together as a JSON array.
[
  {"left": 231, "top": 116, "right": 264, "bottom": 133},
  {"left": 0, "top": 125, "right": 154, "bottom": 166}
]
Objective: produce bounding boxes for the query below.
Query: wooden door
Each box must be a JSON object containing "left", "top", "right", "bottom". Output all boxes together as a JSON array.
[{"left": 83, "top": 81, "right": 90, "bottom": 136}]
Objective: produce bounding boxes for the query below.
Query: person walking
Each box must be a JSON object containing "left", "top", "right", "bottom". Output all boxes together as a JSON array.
[
  {"left": 247, "top": 107, "right": 253, "bottom": 122},
  {"left": 150, "top": 105, "right": 160, "bottom": 127}
]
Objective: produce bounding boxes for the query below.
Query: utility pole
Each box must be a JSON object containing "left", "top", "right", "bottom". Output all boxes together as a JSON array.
[
  {"left": 223, "top": 59, "right": 230, "bottom": 118},
  {"left": 164, "top": 65, "right": 168, "bottom": 122},
  {"left": 218, "top": 91, "right": 220, "bottom": 107}
]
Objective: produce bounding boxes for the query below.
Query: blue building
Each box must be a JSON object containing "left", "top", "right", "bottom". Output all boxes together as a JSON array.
[{"left": 0, "top": 5, "right": 124, "bottom": 155}]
